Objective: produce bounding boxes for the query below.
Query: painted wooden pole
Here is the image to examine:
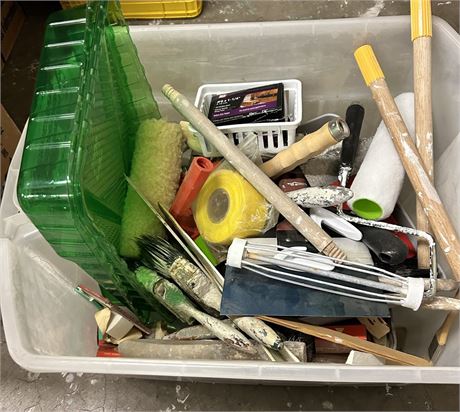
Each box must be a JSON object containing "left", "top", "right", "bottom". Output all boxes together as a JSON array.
[
  {"left": 411, "top": 0, "right": 433, "bottom": 269},
  {"left": 354, "top": 45, "right": 460, "bottom": 280}
]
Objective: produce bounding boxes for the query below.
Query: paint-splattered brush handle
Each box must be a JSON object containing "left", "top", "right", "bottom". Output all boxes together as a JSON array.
[
  {"left": 170, "top": 257, "right": 222, "bottom": 314},
  {"left": 135, "top": 266, "right": 196, "bottom": 325},
  {"left": 187, "top": 307, "right": 257, "bottom": 354},
  {"left": 231, "top": 317, "right": 283, "bottom": 351}
]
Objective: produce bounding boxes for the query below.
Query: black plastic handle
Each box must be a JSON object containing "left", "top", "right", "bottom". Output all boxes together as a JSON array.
[
  {"left": 341, "top": 104, "right": 365, "bottom": 168},
  {"left": 358, "top": 225, "right": 409, "bottom": 266}
]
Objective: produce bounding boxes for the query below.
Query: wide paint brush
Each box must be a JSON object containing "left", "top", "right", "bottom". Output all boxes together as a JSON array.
[
  {"left": 135, "top": 266, "right": 256, "bottom": 354},
  {"left": 138, "top": 236, "right": 284, "bottom": 352},
  {"left": 139, "top": 235, "right": 222, "bottom": 315}
]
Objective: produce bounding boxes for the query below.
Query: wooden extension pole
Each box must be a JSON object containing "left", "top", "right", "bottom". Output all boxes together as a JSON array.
[
  {"left": 354, "top": 45, "right": 460, "bottom": 280},
  {"left": 162, "top": 84, "right": 346, "bottom": 260},
  {"left": 411, "top": 0, "right": 433, "bottom": 269}
]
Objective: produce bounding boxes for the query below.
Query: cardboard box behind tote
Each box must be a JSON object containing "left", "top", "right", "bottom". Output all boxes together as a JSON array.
[
  {"left": 1, "top": 105, "right": 21, "bottom": 193},
  {"left": 1, "top": 1, "right": 25, "bottom": 66}
]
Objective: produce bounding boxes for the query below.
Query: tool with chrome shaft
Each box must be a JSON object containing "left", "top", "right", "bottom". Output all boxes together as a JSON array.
[
  {"left": 260, "top": 119, "right": 350, "bottom": 178},
  {"left": 338, "top": 104, "right": 365, "bottom": 186},
  {"left": 162, "top": 84, "right": 346, "bottom": 260},
  {"left": 411, "top": 0, "right": 434, "bottom": 269},
  {"left": 354, "top": 45, "right": 460, "bottom": 279}
]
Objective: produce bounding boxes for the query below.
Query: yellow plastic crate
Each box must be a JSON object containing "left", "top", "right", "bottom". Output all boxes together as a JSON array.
[{"left": 61, "top": 0, "right": 202, "bottom": 19}]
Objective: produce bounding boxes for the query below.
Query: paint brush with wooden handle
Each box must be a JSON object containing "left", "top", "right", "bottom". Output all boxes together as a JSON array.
[
  {"left": 354, "top": 45, "right": 460, "bottom": 279},
  {"left": 162, "top": 84, "right": 346, "bottom": 260},
  {"left": 411, "top": 0, "right": 434, "bottom": 269},
  {"left": 138, "top": 236, "right": 284, "bottom": 351},
  {"left": 135, "top": 266, "right": 257, "bottom": 354},
  {"left": 260, "top": 119, "right": 350, "bottom": 178}
]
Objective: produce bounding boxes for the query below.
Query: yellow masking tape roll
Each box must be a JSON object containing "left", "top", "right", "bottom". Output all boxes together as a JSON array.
[{"left": 195, "top": 169, "right": 269, "bottom": 245}]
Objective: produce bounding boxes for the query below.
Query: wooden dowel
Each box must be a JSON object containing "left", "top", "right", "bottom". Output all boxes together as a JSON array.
[
  {"left": 354, "top": 46, "right": 460, "bottom": 280},
  {"left": 259, "top": 316, "right": 432, "bottom": 366},
  {"left": 411, "top": 0, "right": 433, "bottom": 269},
  {"left": 162, "top": 84, "right": 346, "bottom": 260}
]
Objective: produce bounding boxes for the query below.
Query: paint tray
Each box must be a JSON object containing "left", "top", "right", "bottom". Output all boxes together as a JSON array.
[{"left": 16, "top": 1, "right": 165, "bottom": 316}]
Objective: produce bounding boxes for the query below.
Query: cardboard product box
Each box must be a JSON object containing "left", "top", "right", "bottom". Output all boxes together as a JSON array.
[
  {"left": 1, "top": 1, "right": 25, "bottom": 66},
  {"left": 1, "top": 105, "right": 21, "bottom": 193}
]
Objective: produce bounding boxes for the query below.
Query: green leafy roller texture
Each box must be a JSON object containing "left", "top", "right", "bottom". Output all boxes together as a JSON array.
[{"left": 120, "top": 119, "right": 183, "bottom": 258}]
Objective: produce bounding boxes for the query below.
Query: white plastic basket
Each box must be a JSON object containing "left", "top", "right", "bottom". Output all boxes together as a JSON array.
[{"left": 193, "top": 79, "right": 302, "bottom": 157}]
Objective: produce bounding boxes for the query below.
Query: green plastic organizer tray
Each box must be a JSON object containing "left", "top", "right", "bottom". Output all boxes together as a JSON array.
[{"left": 17, "top": 1, "right": 173, "bottom": 320}]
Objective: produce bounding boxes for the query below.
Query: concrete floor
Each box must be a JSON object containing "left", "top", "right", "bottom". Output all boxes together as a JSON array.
[{"left": 1, "top": 1, "right": 460, "bottom": 410}]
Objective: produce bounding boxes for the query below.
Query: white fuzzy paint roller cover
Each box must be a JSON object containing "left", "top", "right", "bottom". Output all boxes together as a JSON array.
[{"left": 348, "top": 93, "right": 415, "bottom": 220}]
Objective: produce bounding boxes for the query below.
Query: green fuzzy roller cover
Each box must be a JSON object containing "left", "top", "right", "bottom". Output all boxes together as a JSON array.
[{"left": 120, "top": 119, "right": 183, "bottom": 257}]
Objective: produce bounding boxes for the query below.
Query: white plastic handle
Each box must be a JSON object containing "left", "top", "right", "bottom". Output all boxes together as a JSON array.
[{"left": 310, "top": 207, "right": 363, "bottom": 241}]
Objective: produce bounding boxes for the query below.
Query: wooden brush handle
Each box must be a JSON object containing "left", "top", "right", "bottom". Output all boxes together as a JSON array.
[
  {"left": 162, "top": 85, "right": 346, "bottom": 260},
  {"left": 355, "top": 46, "right": 460, "bottom": 280},
  {"left": 411, "top": 0, "right": 433, "bottom": 269},
  {"left": 260, "top": 120, "right": 348, "bottom": 178}
]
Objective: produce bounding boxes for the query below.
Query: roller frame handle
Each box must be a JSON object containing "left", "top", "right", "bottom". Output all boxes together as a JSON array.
[{"left": 354, "top": 45, "right": 460, "bottom": 280}]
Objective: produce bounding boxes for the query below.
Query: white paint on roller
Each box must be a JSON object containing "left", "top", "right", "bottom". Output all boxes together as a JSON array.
[{"left": 348, "top": 93, "right": 415, "bottom": 220}]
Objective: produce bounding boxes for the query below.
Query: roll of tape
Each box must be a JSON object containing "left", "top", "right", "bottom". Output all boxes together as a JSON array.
[{"left": 195, "top": 169, "right": 270, "bottom": 245}]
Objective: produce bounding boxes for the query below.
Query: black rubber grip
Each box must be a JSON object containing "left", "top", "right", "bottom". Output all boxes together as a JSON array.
[
  {"left": 358, "top": 225, "right": 409, "bottom": 266},
  {"left": 341, "top": 104, "right": 365, "bottom": 168}
]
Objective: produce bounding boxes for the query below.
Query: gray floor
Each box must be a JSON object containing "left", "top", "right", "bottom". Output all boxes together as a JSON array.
[
  {"left": 1, "top": 1, "right": 460, "bottom": 411},
  {"left": 1, "top": 336, "right": 459, "bottom": 412}
]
